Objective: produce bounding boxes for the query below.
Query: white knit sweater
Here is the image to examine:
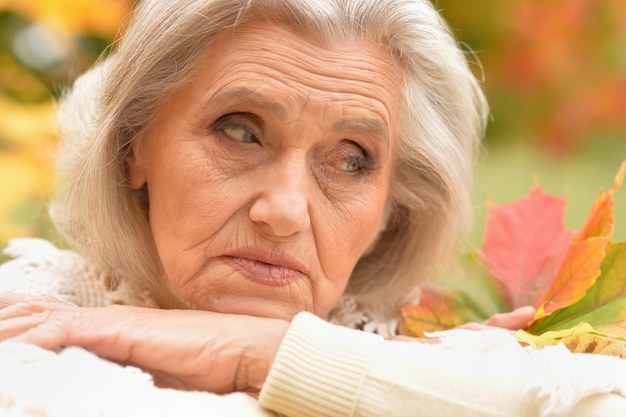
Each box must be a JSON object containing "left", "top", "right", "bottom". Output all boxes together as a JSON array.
[{"left": 2, "top": 237, "right": 626, "bottom": 417}]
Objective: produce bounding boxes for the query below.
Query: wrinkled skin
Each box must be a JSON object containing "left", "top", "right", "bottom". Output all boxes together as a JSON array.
[
  {"left": 0, "top": 22, "right": 536, "bottom": 393},
  {"left": 127, "top": 21, "right": 401, "bottom": 321},
  {"left": 0, "top": 294, "right": 535, "bottom": 392},
  {"left": 2, "top": 21, "right": 402, "bottom": 392},
  {"left": 0, "top": 293, "right": 287, "bottom": 392}
]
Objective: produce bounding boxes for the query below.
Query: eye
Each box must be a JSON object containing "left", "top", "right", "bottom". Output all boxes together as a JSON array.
[
  {"left": 223, "top": 125, "right": 257, "bottom": 143},
  {"left": 326, "top": 141, "right": 377, "bottom": 176},
  {"left": 339, "top": 155, "right": 367, "bottom": 173},
  {"left": 210, "top": 113, "right": 262, "bottom": 144}
]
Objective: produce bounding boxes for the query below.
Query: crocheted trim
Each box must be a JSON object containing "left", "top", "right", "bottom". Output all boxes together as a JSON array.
[
  {"left": 0, "top": 238, "right": 158, "bottom": 308},
  {"left": 1, "top": 237, "right": 401, "bottom": 335},
  {"left": 327, "top": 294, "right": 405, "bottom": 337}
]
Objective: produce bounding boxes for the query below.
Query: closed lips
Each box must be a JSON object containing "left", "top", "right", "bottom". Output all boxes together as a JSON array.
[{"left": 221, "top": 249, "right": 309, "bottom": 286}]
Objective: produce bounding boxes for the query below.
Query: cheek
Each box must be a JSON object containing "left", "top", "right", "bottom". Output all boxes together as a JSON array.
[
  {"left": 149, "top": 143, "right": 248, "bottom": 220},
  {"left": 310, "top": 191, "right": 387, "bottom": 316},
  {"left": 146, "top": 148, "right": 250, "bottom": 273},
  {"left": 317, "top": 185, "right": 388, "bottom": 276},
  {"left": 349, "top": 196, "right": 386, "bottom": 252}
]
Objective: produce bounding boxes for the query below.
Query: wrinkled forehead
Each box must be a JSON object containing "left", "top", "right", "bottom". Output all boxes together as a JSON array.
[
  {"left": 188, "top": 20, "right": 404, "bottom": 130},
  {"left": 128, "top": 6, "right": 408, "bottom": 150},
  {"left": 212, "top": 12, "right": 403, "bottom": 67}
]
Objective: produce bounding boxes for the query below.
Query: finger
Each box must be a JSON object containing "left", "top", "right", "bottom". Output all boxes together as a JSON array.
[
  {"left": 456, "top": 322, "right": 505, "bottom": 331},
  {"left": 0, "top": 293, "right": 75, "bottom": 314},
  {"left": 0, "top": 297, "right": 73, "bottom": 334},
  {"left": 5, "top": 319, "right": 69, "bottom": 350},
  {"left": 386, "top": 335, "right": 441, "bottom": 344},
  {"left": 0, "top": 312, "right": 50, "bottom": 340},
  {"left": 483, "top": 306, "right": 535, "bottom": 330},
  {"left": 0, "top": 292, "right": 40, "bottom": 309},
  {"left": 149, "top": 368, "right": 230, "bottom": 392},
  {"left": 0, "top": 294, "right": 79, "bottom": 349}
]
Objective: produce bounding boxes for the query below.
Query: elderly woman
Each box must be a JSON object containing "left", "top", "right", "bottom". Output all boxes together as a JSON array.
[{"left": 1, "top": 0, "right": 626, "bottom": 415}]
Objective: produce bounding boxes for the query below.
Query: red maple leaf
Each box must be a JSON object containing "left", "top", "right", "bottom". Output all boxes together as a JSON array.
[{"left": 479, "top": 186, "right": 574, "bottom": 309}]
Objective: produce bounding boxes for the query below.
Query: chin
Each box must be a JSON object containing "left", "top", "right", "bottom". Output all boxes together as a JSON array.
[{"left": 200, "top": 296, "right": 312, "bottom": 321}]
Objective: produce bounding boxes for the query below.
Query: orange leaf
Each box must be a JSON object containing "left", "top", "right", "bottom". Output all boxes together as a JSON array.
[
  {"left": 530, "top": 241, "right": 626, "bottom": 338},
  {"left": 535, "top": 162, "right": 624, "bottom": 318},
  {"left": 535, "top": 235, "right": 611, "bottom": 317},
  {"left": 575, "top": 161, "right": 624, "bottom": 240},
  {"left": 401, "top": 286, "right": 483, "bottom": 337},
  {"left": 480, "top": 185, "right": 574, "bottom": 309}
]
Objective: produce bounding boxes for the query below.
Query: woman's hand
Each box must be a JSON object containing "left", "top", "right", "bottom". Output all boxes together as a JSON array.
[
  {"left": 460, "top": 306, "right": 536, "bottom": 331},
  {"left": 392, "top": 306, "right": 536, "bottom": 342},
  {"left": 0, "top": 292, "right": 288, "bottom": 393}
]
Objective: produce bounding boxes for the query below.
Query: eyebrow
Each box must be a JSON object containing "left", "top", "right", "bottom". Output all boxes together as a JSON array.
[
  {"left": 207, "top": 87, "right": 288, "bottom": 119},
  {"left": 332, "top": 118, "right": 390, "bottom": 145}
]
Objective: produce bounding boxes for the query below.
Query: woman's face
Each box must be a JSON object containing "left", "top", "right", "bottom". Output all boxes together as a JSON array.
[{"left": 128, "top": 22, "right": 402, "bottom": 320}]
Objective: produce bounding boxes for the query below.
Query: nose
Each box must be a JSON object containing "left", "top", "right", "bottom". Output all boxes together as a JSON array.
[{"left": 249, "top": 154, "right": 311, "bottom": 237}]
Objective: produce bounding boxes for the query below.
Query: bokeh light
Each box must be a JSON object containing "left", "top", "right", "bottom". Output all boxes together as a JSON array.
[{"left": 0, "top": 0, "right": 624, "bottom": 260}]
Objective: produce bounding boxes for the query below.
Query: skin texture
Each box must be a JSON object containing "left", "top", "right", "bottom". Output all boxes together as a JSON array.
[
  {"left": 0, "top": 294, "right": 535, "bottom": 392},
  {"left": 0, "top": 23, "right": 403, "bottom": 392},
  {"left": 0, "top": 293, "right": 287, "bottom": 393},
  {"left": 127, "top": 22, "right": 403, "bottom": 320},
  {"left": 0, "top": 23, "right": 536, "bottom": 394}
]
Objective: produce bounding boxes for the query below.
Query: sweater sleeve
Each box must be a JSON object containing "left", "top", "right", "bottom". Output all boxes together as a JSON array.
[{"left": 259, "top": 312, "right": 626, "bottom": 417}]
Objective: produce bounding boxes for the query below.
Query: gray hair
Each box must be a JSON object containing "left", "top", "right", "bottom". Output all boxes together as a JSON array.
[{"left": 51, "top": 0, "right": 488, "bottom": 319}]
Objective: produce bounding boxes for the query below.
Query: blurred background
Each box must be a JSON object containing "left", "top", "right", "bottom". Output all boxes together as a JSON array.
[{"left": 0, "top": 0, "right": 624, "bottom": 260}]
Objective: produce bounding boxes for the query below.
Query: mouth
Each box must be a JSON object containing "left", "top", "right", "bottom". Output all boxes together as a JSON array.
[{"left": 220, "top": 248, "right": 309, "bottom": 287}]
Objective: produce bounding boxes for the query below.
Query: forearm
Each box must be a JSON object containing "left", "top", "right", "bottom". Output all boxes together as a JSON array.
[
  {"left": 259, "top": 312, "right": 519, "bottom": 417},
  {"left": 260, "top": 312, "right": 626, "bottom": 417}
]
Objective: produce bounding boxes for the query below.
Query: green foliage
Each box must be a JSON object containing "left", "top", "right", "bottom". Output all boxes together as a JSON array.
[{"left": 403, "top": 163, "right": 626, "bottom": 357}]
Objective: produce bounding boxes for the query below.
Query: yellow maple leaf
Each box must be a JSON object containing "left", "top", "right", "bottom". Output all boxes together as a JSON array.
[{"left": 516, "top": 322, "right": 626, "bottom": 358}]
